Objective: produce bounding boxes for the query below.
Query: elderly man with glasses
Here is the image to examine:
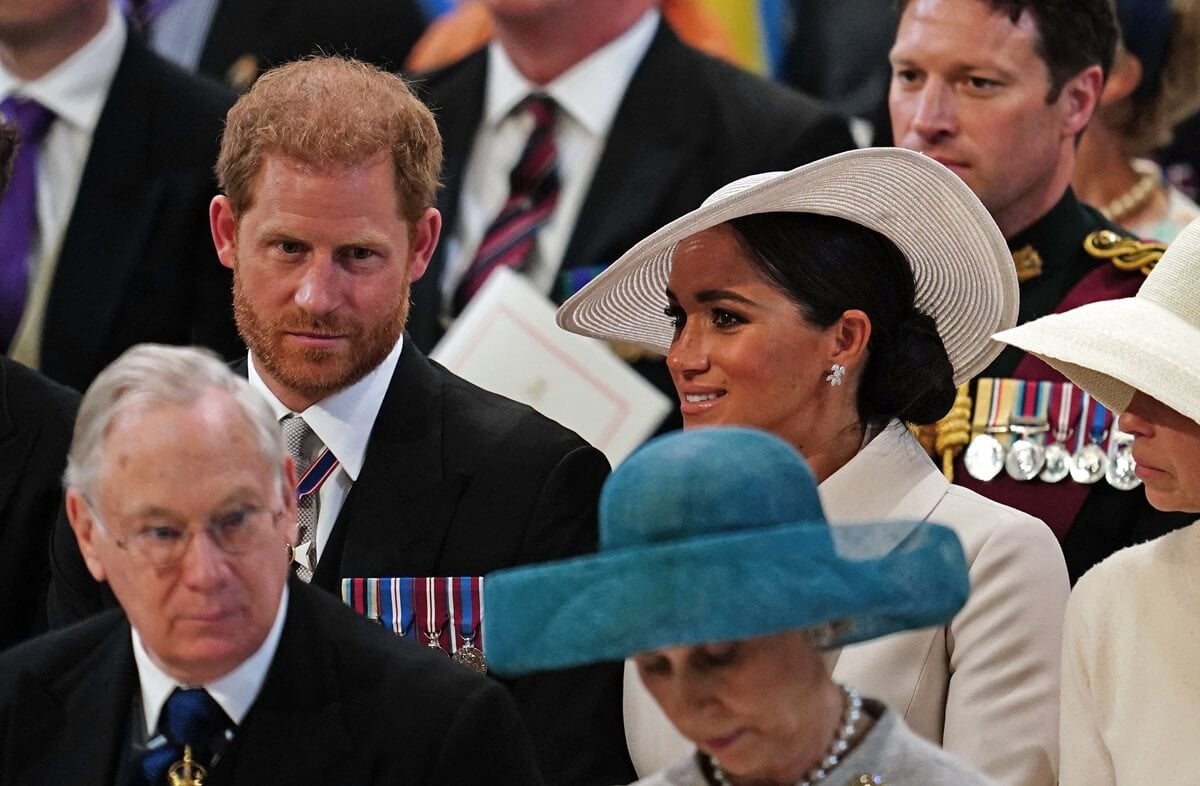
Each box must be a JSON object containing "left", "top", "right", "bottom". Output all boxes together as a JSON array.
[{"left": 0, "top": 344, "right": 542, "bottom": 785}]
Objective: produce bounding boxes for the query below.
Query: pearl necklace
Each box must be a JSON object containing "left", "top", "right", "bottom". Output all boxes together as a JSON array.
[
  {"left": 1098, "top": 168, "right": 1160, "bottom": 223},
  {"left": 709, "top": 684, "right": 863, "bottom": 786}
]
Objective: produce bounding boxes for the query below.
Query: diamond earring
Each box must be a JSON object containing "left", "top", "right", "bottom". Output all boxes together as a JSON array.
[{"left": 826, "top": 363, "right": 846, "bottom": 387}]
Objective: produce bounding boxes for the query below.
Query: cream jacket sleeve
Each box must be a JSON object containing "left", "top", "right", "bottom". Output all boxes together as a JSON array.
[{"left": 1059, "top": 581, "right": 1116, "bottom": 786}]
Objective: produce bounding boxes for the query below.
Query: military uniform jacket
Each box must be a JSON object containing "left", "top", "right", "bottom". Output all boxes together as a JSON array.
[{"left": 955, "top": 189, "right": 1193, "bottom": 582}]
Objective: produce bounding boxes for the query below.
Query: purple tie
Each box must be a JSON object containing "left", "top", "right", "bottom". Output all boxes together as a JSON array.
[{"left": 0, "top": 96, "right": 54, "bottom": 350}]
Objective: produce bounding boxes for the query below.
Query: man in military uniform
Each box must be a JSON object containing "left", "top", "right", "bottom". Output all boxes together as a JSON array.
[{"left": 888, "top": 0, "right": 1192, "bottom": 582}]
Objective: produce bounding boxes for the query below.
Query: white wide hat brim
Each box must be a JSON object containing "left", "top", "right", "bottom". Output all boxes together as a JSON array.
[
  {"left": 556, "top": 147, "right": 1018, "bottom": 387},
  {"left": 995, "top": 297, "right": 1200, "bottom": 424}
]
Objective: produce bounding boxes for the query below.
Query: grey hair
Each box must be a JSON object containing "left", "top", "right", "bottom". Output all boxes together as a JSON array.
[{"left": 64, "top": 344, "right": 284, "bottom": 499}]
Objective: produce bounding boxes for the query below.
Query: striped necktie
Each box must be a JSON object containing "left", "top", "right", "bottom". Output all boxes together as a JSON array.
[
  {"left": 281, "top": 415, "right": 320, "bottom": 582},
  {"left": 453, "top": 94, "right": 561, "bottom": 313}
]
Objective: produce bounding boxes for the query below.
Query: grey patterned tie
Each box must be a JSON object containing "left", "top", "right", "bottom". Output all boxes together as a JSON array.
[{"left": 280, "top": 415, "right": 319, "bottom": 582}]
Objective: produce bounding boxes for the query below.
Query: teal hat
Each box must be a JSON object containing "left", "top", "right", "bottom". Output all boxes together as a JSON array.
[{"left": 485, "top": 427, "right": 970, "bottom": 676}]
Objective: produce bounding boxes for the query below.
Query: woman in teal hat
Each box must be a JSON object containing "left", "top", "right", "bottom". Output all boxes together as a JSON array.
[{"left": 486, "top": 426, "right": 993, "bottom": 785}]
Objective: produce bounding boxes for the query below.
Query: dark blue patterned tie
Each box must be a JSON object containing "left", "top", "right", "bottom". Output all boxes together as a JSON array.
[{"left": 139, "top": 688, "right": 228, "bottom": 785}]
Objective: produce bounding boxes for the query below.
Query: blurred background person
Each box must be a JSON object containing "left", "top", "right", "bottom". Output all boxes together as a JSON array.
[
  {"left": 557, "top": 147, "right": 1067, "bottom": 785},
  {"left": 1073, "top": 0, "right": 1200, "bottom": 242},
  {"left": 0, "top": 118, "right": 79, "bottom": 650},
  {"left": 407, "top": 0, "right": 854, "bottom": 431},
  {"left": 995, "top": 217, "right": 1200, "bottom": 785},
  {"left": 485, "top": 426, "right": 993, "bottom": 785},
  {"left": 0, "top": 0, "right": 241, "bottom": 391},
  {"left": 128, "top": 0, "right": 428, "bottom": 91}
]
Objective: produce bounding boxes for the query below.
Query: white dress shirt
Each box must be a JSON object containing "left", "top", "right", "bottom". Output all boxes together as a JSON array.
[
  {"left": 440, "top": 8, "right": 660, "bottom": 312},
  {"left": 133, "top": 585, "right": 289, "bottom": 732},
  {"left": 0, "top": 2, "right": 126, "bottom": 366},
  {"left": 247, "top": 334, "right": 404, "bottom": 562}
]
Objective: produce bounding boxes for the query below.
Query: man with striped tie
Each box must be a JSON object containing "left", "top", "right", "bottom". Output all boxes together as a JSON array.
[{"left": 47, "top": 55, "right": 633, "bottom": 785}]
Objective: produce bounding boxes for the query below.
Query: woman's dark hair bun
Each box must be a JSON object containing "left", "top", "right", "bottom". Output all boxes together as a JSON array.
[{"left": 861, "top": 308, "right": 956, "bottom": 426}]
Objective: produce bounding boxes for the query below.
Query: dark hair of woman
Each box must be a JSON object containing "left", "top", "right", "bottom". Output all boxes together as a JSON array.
[{"left": 727, "top": 211, "right": 956, "bottom": 427}]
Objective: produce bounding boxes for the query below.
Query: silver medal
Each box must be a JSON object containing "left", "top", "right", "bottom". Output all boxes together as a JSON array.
[
  {"left": 1070, "top": 443, "right": 1108, "bottom": 484},
  {"left": 452, "top": 643, "right": 488, "bottom": 674},
  {"left": 965, "top": 433, "right": 1005, "bottom": 481},
  {"left": 1005, "top": 438, "right": 1045, "bottom": 481},
  {"left": 1039, "top": 443, "right": 1071, "bottom": 483},
  {"left": 1105, "top": 426, "right": 1142, "bottom": 491}
]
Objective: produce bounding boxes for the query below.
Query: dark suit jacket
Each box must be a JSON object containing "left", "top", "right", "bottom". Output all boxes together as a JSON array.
[
  {"left": 48, "top": 339, "right": 629, "bottom": 785},
  {"left": 0, "top": 579, "right": 543, "bottom": 785},
  {"left": 38, "top": 36, "right": 242, "bottom": 392},
  {"left": 195, "top": 0, "right": 427, "bottom": 89},
  {"left": 408, "top": 19, "right": 857, "bottom": 351},
  {"left": 0, "top": 358, "right": 78, "bottom": 650}
]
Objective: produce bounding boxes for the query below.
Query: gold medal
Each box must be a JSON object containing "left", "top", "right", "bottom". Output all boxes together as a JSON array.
[{"left": 167, "top": 745, "right": 206, "bottom": 786}]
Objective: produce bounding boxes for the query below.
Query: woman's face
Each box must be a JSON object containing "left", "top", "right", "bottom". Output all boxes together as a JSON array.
[
  {"left": 1119, "top": 391, "right": 1200, "bottom": 512},
  {"left": 635, "top": 631, "right": 835, "bottom": 783},
  {"left": 665, "top": 225, "right": 843, "bottom": 459}
]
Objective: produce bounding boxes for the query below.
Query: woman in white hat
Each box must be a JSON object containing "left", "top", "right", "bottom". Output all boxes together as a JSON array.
[
  {"left": 995, "top": 217, "right": 1200, "bottom": 785},
  {"left": 556, "top": 148, "right": 1068, "bottom": 785},
  {"left": 486, "top": 426, "right": 994, "bottom": 786}
]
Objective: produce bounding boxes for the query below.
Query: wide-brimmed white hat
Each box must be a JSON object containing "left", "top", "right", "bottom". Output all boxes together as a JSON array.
[
  {"left": 556, "top": 147, "right": 1018, "bottom": 386},
  {"left": 995, "top": 216, "right": 1200, "bottom": 424}
]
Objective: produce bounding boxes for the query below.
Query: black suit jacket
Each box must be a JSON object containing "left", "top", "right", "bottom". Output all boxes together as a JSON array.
[
  {"left": 38, "top": 36, "right": 242, "bottom": 392},
  {"left": 48, "top": 339, "right": 630, "bottom": 785},
  {"left": 408, "top": 20, "right": 856, "bottom": 351},
  {"left": 0, "top": 579, "right": 543, "bottom": 785},
  {"left": 0, "top": 358, "right": 78, "bottom": 650},
  {"left": 195, "top": 0, "right": 427, "bottom": 89}
]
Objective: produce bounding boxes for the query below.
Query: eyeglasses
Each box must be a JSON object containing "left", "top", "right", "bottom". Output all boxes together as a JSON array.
[{"left": 83, "top": 498, "right": 287, "bottom": 569}]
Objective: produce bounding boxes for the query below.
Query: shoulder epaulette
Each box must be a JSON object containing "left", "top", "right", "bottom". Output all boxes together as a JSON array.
[{"left": 1083, "top": 230, "right": 1165, "bottom": 276}]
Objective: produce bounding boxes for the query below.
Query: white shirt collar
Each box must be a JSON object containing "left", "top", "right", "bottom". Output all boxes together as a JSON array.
[
  {"left": 0, "top": 2, "right": 126, "bottom": 134},
  {"left": 133, "top": 585, "right": 290, "bottom": 732},
  {"left": 483, "top": 8, "right": 660, "bottom": 135},
  {"left": 247, "top": 334, "right": 404, "bottom": 481}
]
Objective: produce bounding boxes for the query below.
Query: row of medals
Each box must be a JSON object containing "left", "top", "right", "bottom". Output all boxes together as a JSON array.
[{"left": 964, "top": 422, "right": 1141, "bottom": 490}]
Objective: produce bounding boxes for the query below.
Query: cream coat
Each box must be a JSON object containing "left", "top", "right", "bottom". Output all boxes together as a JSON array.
[{"left": 623, "top": 423, "right": 1067, "bottom": 786}]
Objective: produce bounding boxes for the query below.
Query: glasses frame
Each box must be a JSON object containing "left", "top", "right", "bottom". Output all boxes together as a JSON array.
[{"left": 81, "top": 496, "right": 288, "bottom": 569}]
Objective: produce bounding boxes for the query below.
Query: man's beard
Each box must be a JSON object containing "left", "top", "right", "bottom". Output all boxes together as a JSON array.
[{"left": 233, "top": 272, "right": 409, "bottom": 404}]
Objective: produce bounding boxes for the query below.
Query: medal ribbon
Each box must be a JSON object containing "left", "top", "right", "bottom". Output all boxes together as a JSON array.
[
  {"left": 971, "top": 378, "right": 996, "bottom": 438},
  {"left": 1074, "top": 392, "right": 1093, "bottom": 455},
  {"left": 995, "top": 379, "right": 1020, "bottom": 448},
  {"left": 296, "top": 447, "right": 339, "bottom": 501},
  {"left": 413, "top": 577, "right": 449, "bottom": 650},
  {"left": 1090, "top": 400, "right": 1110, "bottom": 449},
  {"left": 1050, "top": 382, "right": 1075, "bottom": 447},
  {"left": 451, "top": 577, "right": 485, "bottom": 652},
  {"left": 1026, "top": 380, "right": 1052, "bottom": 444}
]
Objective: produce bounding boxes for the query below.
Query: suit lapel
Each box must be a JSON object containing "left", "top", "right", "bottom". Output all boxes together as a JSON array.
[
  {"left": 560, "top": 23, "right": 705, "bottom": 279},
  {"left": 223, "top": 583, "right": 352, "bottom": 782},
  {"left": 198, "top": 0, "right": 285, "bottom": 81},
  {"left": 0, "top": 361, "right": 34, "bottom": 523},
  {"left": 315, "top": 340, "right": 468, "bottom": 587},
  {"left": 820, "top": 424, "right": 947, "bottom": 523},
  {"left": 409, "top": 49, "right": 488, "bottom": 348},
  {"left": 45, "top": 39, "right": 165, "bottom": 373},
  {"left": 10, "top": 615, "right": 135, "bottom": 784}
]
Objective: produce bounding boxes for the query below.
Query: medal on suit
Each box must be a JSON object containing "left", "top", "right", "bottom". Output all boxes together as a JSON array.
[
  {"left": 1039, "top": 382, "right": 1075, "bottom": 483},
  {"left": 167, "top": 745, "right": 206, "bottom": 786},
  {"left": 450, "top": 576, "right": 487, "bottom": 673},
  {"left": 1069, "top": 393, "right": 1109, "bottom": 484},
  {"left": 1105, "top": 424, "right": 1142, "bottom": 491},
  {"left": 964, "top": 378, "right": 1008, "bottom": 482},
  {"left": 1004, "top": 381, "right": 1050, "bottom": 481}
]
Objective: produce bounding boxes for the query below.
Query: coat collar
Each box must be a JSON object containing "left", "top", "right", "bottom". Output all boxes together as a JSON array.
[{"left": 819, "top": 421, "right": 948, "bottom": 524}]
